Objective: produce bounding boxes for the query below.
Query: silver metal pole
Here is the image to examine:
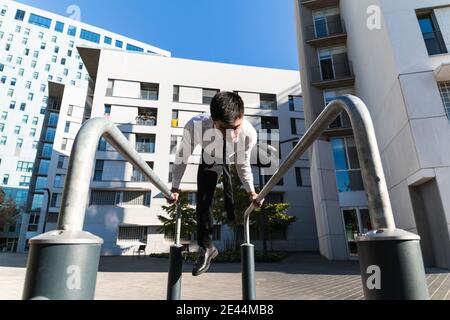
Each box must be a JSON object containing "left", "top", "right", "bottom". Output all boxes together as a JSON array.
[
  {"left": 243, "top": 94, "right": 395, "bottom": 243},
  {"left": 175, "top": 203, "right": 182, "bottom": 246},
  {"left": 57, "top": 118, "right": 174, "bottom": 232}
]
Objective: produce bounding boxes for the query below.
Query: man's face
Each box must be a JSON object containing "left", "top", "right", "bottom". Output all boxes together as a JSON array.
[{"left": 214, "top": 116, "right": 243, "bottom": 142}]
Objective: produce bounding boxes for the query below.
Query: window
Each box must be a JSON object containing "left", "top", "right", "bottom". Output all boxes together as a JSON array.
[
  {"left": 42, "top": 143, "right": 53, "bottom": 158},
  {"left": 7, "top": 89, "right": 13, "bottom": 97},
  {"left": 25, "top": 28, "right": 30, "bottom": 36},
  {"left": 33, "top": 72, "right": 39, "bottom": 79},
  {"left": 61, "top": 58, "right": 66, "bottom": 65},
  {"left": 6, "top": 55, "right": 12, "bottom": 62},
  {"left": 22, "top": 115, "right": 29, "bottom": 123},
  {"left": 67, "top": 105, "right": 74, "bottom": 116},
  {"left": 261, "top": 116, "right": 279, "bottom": 132},
  {"left": 54, "top": 46, "right": 59, "bottom": 54},
  {"left": 55, "top": 21, "right": 64, "bottom": 33},
  {"left": 140, "top": 83, "right": 159, "bottom": 100},
  {"left": 260, "top": 93, "right": 277, "bottom": 110},
  {"left": 104, "top": 105, "right": 111, "bottom": 116},
  {"left": 170, "top": 135, "right": 181, "bottom": 154},
  {"left": 0, "top": 136, "right": 7, "bottom": 145},
  {"left": 118, "top": 226, "right": 147, "bottom": 243},
  {"left": 18, "top": 68, "right": 25, "bottom": 76},
  {"left": 0, "top": 63, "right": 4, "bottom": 72},
  {"left": 0, "top": 123, "right": 4, "bottom": 132},
  {"left": 16, "top": 161, "right": 34, "bottom": 172},
  {"left": 438, "top": 81, "right": 450, "bottom": 119},
  {"left": 24, "top": 48, "right": 30, "bottom": 56},
  {"left": 10, "top": 101, "right": 16, "bottom": 109},
  {"left": 115, "top": 40, "right": 123, "bottom": 48},
  {"left": 1, "top": 76, "right": 6, "bottom": 84},
  {"left": 54, "top": 174, "right": 65, "bottom": 188},
  {"left": 64, "top": 121, "right": 70, "bottom": 133},
  {"left": 35, "top": 177, "right": 47, "bottom": 190},
  {"left": 32, "top": 117, "right": 39, "bottom": 125},
  {"left": 67, "top": 25, "right": 77, "bottom": 36},
  {"left": 3, "top": 174, "right": 10, "bottom": 185},
  {"left": 291, "top": 118, "right": 305, "bottom": 135},
  {"left": 94, "top": 160, "right": 104, "bottom": 181},
  {"left": 106, "top": 80, "right": 114, "bottom": 96},
  {"left": 5, "top": 43, "right": 10, "bottom": 51},
  {"left": 45, "top": 127, "right": 56, "bottom": 142},
  {"left": 1, "top": 112, "right": 7, "bottom": 120},
  {"left": 61, "top": 138, "right": 68, "bottom": 150},
  {"left": 289, "top": 95, "right": 303, "bottom": 112},
  {"left": 80, "top": 29, "right": 100, "bottom": 43},
  {"left": 48, "top": 112, "right": 58, "bottom": 126},
  {"left": 203, "top": 88, "right": 219, "bottom": 105},
  {"left": 104, "top": 36, "right": 112, "bottom": 44},
  {"left": 171, "top": 110, "right": 179, "bottom": 127},
  {"left": 33, "top": 50, "right": 39, "bottom": 58},
  {"left": 14, "top": 126, "right": 21, "bottom": 134},
  {"left": 90, "top": 191, "right": 119, "bottom": 206},
  {"left": 331, "top": 137, "right": 364, "bottom": 192},
  {"left": 418, "top": 13, "right": 447, "bottom": 55},
  {"left": 63, "top": 68, "right": 68, "bottom": 76},
  {"left": 57, "top": 155, "right": 67, "bottom": 169},
  {"left": 28, "top": 14, "right": 52, "bottom": 29},
  {"left": 30, "top": 128, "right": 36, "bottom": 137},
  {"left": 25, "top": 81, "right": 31, "bottom": 89},
  {"left": 40, "top": 107, "right": 46, "bottom": 114},
  {"left": 16, "top": 138, "right": 23, "bottom": 148},
  {"left": 68, "top": 50, "right": 73, "bottom": 57},
  {"left": 52, "top": 36, "right": 57, "bottom": 43},
  {"left": 38, "top": 160, "right": 50, "bottom": 174},
  {"left": 295, "top": 167, "right": 311, "bottom": 187},
  {"left": 28, "top": 93, "right": 34, "bottom": 101},
  {"left": 15, "top": 9, "right": 25, "bottom": 21},
  {"left": 126, "top": 44, "right": 144, "bottom": 52},
  {"left": 19, "top": 176, "right": 30, "bottom": 187},
  {"left": 136, "top": 135, "right": 156, "bottom": 153},
  {"left": 69, "top": 40, "right": 74, "bottom": 48},
  {"left": 32, "top": 141, "right": 38, "bottom": 149},
  {"left": 40, "top": 84, "right": 46, "bottom": 92},
  {"left": 50, "top": 193, "right": 61, "bottom": 208},
  {"left": 11, "top": 78, "right": 17, "bottom": 86},
  {"left": 16, "top": 57, "right": 22, "bottom": 65},
  {"left": 131, "top": 162, "right": 154, "bottom": 182}
]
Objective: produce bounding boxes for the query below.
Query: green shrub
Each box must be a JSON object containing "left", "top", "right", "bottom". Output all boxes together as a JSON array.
[{"left": 149, "top": 250, "right": 289, "bottom": 263}]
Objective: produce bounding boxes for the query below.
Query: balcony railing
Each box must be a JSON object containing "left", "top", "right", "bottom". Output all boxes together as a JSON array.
[
  {"left": 300, "top": 0, "right": 340, "bottom": 9},
  {"left": 310, "top": 61, "right": 354, "bottom": 87},
  {"left": 135, "top": 142, "right": 155, "bottom": 153},
  {"left": 305, "top": 19, "right": 346, "bottom": 42},
  {"left": 140, "top": 89, "right": 158, "bottom": 100}
]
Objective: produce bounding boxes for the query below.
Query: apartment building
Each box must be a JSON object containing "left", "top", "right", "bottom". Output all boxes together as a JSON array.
[
  {"left": 0, "top": 0, "right": 169, "bottom": 251},
  {"left": 295, "top": 0, "right": 450, "bottom": 268},
  {"left": 20, "top": 46, "right": 317, "bottom": 255}
]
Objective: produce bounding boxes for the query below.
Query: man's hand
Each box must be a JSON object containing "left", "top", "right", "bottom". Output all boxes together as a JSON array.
[
  {"left": 249, "top": 191, "right": 264, "bottom": 208},
  {"left": 166, "top": 188, "right": 180, "bottom": 204}
]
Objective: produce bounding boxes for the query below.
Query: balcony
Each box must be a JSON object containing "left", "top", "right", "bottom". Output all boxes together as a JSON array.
[
  {"left": 300, "top": 0, "right": 339, "bottom": 9},
  {"left": 305, "top": 19, "right": 347, "bottom": 47},
  {"left": 316, "top": 110, "right": 353, "bottom": 137},
  {"left": 310, "top": 61, "right": 354, "bottom": 89},
  {"left": 135, "top": 108, "right": 157, "bottom": 126}
]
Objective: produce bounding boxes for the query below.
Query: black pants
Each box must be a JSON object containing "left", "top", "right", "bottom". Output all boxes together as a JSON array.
[{"left": 196, "top": 154, "right": 234, "bottom": 249}]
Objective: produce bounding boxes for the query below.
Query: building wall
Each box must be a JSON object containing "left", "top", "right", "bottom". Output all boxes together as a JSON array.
[
  {"left": 295, "top": 0, "right": 450, "bottom": 267},
  {"left": 30, "top": 48, "right": 318, "bottom": 256},
  {"left": 0, "top": 0, "right": 169, "bottom": 250}
]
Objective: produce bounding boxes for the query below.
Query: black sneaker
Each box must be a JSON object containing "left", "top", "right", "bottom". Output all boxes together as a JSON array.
[{"left": 192, "top": 246, "right": 219, "bottom": 276}]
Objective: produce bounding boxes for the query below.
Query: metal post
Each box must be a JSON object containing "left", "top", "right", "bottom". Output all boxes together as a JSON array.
[
  {"left": 23, "top": 118, "right": 175, "bottom": 300},
  {"left": 241, "top": 244, "right": 256, "bottom": 300},
  {"left": 167, "top": 204, "right": 183, "bottom": 300},
  {"left": 241, "top": 95, "right": 429, "bottom": 300}
]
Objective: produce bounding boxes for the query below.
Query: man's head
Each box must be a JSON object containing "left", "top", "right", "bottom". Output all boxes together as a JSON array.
[{"left": 210, "top": 91, "right": 244, "bottom": 139}]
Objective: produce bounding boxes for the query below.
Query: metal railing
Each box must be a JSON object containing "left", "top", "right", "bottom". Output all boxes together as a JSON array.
[
  {"left": 310, "top": 61, "right": 354, "bottom": 83},
  {"left": 240, "top": 95, "right": 429, "bottom": 300},
  {"left": 23, "top": 118, "right": 180, "bottom": 300},
  {"left": 304, "top": 19, "right": 346, "bottom": 41}
]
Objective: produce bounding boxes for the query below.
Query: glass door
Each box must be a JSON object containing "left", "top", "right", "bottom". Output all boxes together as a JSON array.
[
  {"left": 341, "top": 207, "right": 372, "bottom": 257},
  {"left": 314, "top": 16, "right": 328, "bottom": 38},
  {"left": 319, "top": 51, "right": 335, "bottom": 80}
]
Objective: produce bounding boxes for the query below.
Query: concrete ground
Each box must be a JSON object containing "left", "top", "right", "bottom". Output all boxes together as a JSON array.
[{"left": 0, "top": 253, "right": 448, "bottom": 300}]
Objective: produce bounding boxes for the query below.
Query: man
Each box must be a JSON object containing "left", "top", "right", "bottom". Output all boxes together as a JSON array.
[{"left": 168, "top": 91, "right": 263, "bottom": 276}]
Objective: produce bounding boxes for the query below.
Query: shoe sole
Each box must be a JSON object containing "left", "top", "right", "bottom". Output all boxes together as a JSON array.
[{"left": 192, "top": 249, "right": 218, "bottom": 276}]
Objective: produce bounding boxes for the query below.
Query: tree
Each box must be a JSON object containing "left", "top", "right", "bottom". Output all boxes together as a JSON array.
[
  {"left": 157, "top": 192, "right": 197, "bottom": 241},
  {"left": 253, "top": 203, "right": 296, "bottom": 254},
  {"left": 0, "top": 188, "right": 19, "bottom": 231}
]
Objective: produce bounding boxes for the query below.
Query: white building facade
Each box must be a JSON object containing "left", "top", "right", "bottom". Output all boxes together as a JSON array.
[
  {"left": 295, "top": 0, "right": 450, "bottom": 269},
  {"left": 0, "top": 0, "right": 169, "bottom": 251},
  {"left": 24, "top": 47, "right": 318, "bottom": 255}
]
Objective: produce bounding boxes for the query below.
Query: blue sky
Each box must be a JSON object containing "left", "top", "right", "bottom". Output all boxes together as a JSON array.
[{"left": 17, "top": 0, "right": 300, "bottom": 70}]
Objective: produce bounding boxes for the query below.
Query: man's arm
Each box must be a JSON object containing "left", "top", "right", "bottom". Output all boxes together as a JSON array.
[{"left": 171, "top": 119, "right": 196, "bottom": 195}]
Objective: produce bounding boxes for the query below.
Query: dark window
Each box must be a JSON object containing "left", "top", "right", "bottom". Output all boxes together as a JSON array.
[
  {"left": 15, "top": 9, "right": 25, "bottom": 21},
  {"left": 94, "top": 160, "right": 104, "bottom": 181},
  {"left": 126, "top": 44, "right": 144, "bottom": 52},
  {"left": 67, "top": 25, "right": 77, "bottom": 37},
  {"left": 55, "top": 21, "right": 64, "bottom": 33},
  {"left": 115, "top": 40, "right": 123, "bottom": 48},
  {"left": 28, "top": 13, "right": 52, "bottom": 29},
  {"left": 418, "top": 13, "right": 447, "bottom": 55},
  {"left": 80, "top": 29, "right": 100, "bottom": 43},
  {"left": 104, "top": 36, "right": 112, "bottom": 44}
]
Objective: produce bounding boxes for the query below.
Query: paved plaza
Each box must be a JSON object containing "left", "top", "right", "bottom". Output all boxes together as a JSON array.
[{"left": 0, "top": 253, "right": 448, "bottom": 300}]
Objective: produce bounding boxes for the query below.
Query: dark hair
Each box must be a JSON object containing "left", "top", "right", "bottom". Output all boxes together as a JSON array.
[{"left": 210, "top": 91, "right": 244, "bottom": 124}]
